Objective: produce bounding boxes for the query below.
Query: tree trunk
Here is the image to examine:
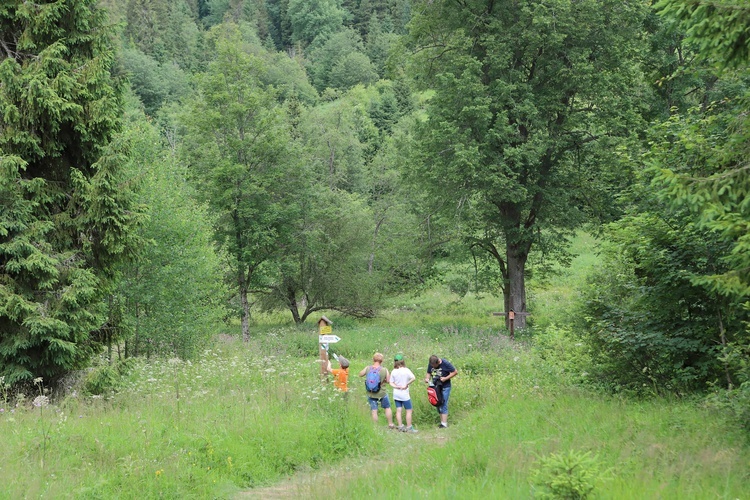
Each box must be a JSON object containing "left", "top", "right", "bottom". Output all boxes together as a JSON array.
[
  {"left": 286, "top": 284, "right": 302, "bottom": 324},
  {"left": 238, "top": 268, "right": 251, "bottom": 342},
  {"left": 506, "top": 241, "right": 529, "bottom": 329},
  {"left": 134, "top": 300, "right": 140, "bottom": 357},
  {"left": 240, "top": 289, "right": 251, "bottom": 342},
  {"left": 718, "top": 308, "right": 733, "bottom": 389},
  {"left": 368, "top": 215, "right": 385, "bottom": 274}
]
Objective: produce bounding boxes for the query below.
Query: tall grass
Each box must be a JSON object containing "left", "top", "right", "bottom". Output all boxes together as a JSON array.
[
  {"left": 5, "top": 323, "right": 746, "bottom": 498},
  {"left": 2, "top": 233, "right": 748, "bottom": 498},
  {"left": 528, "top": 231, "right": 600, "bottom": 330},
  {"left": 0, "top": 340, "right": 379, "bottom": 498},
  {"left": 294, "top": 349, "right": 750, "bottom": 499}
]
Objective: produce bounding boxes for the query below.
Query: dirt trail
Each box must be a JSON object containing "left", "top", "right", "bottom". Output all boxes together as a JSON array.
[{"left": 235, "top": 428, "right": 449, "bottom": 499}]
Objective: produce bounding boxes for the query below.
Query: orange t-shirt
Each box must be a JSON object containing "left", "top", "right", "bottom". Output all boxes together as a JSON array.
[{"left": 331, "top": 368, "right": 349, "bottom": 392}]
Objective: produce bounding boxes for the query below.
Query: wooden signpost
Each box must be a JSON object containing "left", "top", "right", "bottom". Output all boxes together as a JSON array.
[
  {"left": 492, "top": 309, "right": 530, "bottom": 340},
  {"left": 318, "top": 316, "right": 334, "bottom": 376}
]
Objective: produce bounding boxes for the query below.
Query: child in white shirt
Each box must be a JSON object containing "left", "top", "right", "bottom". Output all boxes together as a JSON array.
[{"left": 389, "top": 354, "right": 417, "bottom": 433}]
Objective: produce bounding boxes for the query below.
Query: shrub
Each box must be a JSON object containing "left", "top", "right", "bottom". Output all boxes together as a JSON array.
[
  {"left": 83, "top": 360, "right": 134, "bottom": 396},
  {"left": 533, "top": 325, "right": 591, "bottom": 383},
  {"left": 531, "top": 449, "right": 604, "bottom": 500}
]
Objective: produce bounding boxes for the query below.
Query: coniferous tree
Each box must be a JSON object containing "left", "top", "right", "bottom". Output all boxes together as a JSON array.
[
  {"left": 0, "top": 0, "right": 144, "bottom": 383},
  {"left": 577, "top": 1, "right": 750, "bottom": 399},
  {"left": 125, "top": 0, "right": 169, "bottom": 59}
]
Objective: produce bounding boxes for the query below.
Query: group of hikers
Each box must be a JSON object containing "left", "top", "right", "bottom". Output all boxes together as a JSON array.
[{"left": 325, "top": 351, "right": 458, "bottom": 432}]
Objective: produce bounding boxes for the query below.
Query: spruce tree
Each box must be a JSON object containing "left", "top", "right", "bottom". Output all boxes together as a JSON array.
[{"left": 0, "top": 0, "right": 143, "bottom": 384}]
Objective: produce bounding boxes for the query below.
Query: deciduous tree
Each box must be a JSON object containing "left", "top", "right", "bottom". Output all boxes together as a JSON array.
[
  {"left": 117, "top": 102, "right": 228, "bottom": 359},
  {"left": 180, "top": 23, "right": 296, "bottom": 340},
  {"left": 404, "top": 0, "right": 648, "bottom": 326}
]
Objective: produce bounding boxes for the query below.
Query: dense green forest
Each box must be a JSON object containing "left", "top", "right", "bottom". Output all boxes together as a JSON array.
[{"left": 1, "top": 0, "right": 749, "bottom": 432}]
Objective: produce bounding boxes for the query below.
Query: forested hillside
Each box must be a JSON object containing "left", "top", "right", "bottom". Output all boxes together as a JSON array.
[{"left": 1, "top": 0, "right": 749, "bottom": 431}]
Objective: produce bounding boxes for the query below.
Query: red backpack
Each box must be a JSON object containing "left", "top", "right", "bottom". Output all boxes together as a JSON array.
[{"left": 427, "top": 380, "right": 444, "bottom": 406}]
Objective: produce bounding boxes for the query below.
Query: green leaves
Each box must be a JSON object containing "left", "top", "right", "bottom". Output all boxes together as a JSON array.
[
  {"left": 1, "top": 0, "right": 142, "bottom": 384},
  {"left": 405, "top": 0, "right": 649, "bottom": 315},
  {"left": 654, "top": 0, "right": 750, "bottom": 69},
  {"left": 180, "top": 23, "right": 297, "bottom": 335},
  {"left": 579, "top": 46, "right": 750, "bottom": 394},
  {"left": 114, "top": 108, "right": 229, "bottom": 358}
]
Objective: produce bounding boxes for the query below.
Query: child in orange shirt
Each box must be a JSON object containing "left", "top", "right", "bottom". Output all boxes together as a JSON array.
[{"left": 326, "top": 353, "right": 350, "bottom": 392}]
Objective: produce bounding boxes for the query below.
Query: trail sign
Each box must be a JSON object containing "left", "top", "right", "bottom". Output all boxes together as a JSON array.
[
  {"left": 317, "top": 316, "right": 334, "bottom": 376},
  {"left": 319, "top": 335, "right": 341, "bottom": 343},
  {"left": 492, "top": 309, "right": 530, "bottom": 340}
]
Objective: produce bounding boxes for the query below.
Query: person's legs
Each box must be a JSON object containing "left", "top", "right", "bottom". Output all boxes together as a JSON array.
[
  {"left": 381, "top": 395, "right": 394, "bottom": 427},
  {"left": 438, "top": 386, "right": 451, "bottom": 427},
  {"left": 403, "top": 399, "right": 413, "bottom": 427},
  {"left": 395, "top": 401, "right": 404, "bottom": 427},
  {"left": 368, "top": 397, "right": 379, "bottom": 423}
]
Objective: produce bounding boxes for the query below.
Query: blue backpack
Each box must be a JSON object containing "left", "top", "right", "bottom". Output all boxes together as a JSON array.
[{"left": 365, "top": 366, "right": 382, "bottom": 393}]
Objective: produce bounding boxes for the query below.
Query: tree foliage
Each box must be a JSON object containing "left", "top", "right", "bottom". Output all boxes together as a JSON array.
[
  {"left": 654, "top": 0, "right": 750, "bottom": 68},
  {"left": 180, "top": 23, "right": 297, "bottom": 339},
  {"left": 580, "top": 210, "right": 739, "bottom": 393},
  {"left": 0, "top": 0, "right": 144, "bottom": 383},
  {"left": 404, "top": 0, "right": 648, "bottom": 325},
  {"left": 287, "top": 0, "right": 345, "bottom": 47},
  {"left": 578, "top": 2, "right": 750, "bottom": 397},
  {"left": 116, "top": 101, "right": 228, "bottom": 359},
  {"left": 118, "top": 46, "right": 191, "bottom": 116}
]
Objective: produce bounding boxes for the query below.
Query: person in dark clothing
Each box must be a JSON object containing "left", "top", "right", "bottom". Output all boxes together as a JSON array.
[{"left": 423, "top": 355, "right": 457, "bottom": 428}]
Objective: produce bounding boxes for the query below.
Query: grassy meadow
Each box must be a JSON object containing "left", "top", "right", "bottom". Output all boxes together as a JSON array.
[{"left": 2, "top": 234, "right": 749, "bottom": 498}]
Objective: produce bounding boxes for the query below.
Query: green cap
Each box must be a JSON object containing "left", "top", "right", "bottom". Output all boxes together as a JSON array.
[{"left": 394, "top": 353, "right": 404, "bottom": 361}]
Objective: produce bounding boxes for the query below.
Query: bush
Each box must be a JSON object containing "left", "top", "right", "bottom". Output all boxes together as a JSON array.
[
  {"left": 531, "top": 450, "right": 604, "bottom": 499},
  {"left": 83, "top": 360, "right": 134, "bottom": 396},
  {"left": 446, "top": 276, "right": 470, "bottom": 298},
  {"left": 533, "top": 325, "right": 591, "bottom": 383},
  {"left": 706, "top": 342, "right": 750, "bottom": 430}
]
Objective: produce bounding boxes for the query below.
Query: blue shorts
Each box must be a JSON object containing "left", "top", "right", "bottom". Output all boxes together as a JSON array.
[
  {"left": 438, "top": 385, "right": 451, "bottom": 415},
  {"left": 368, "top": 394, "right": 391, "bottom": 410},
  {"left": 395, "top": 399, "right": 413, "bottom": 410}
]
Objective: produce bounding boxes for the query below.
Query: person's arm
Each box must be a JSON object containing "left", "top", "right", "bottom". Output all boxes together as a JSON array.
[
  {"left": 325, "top": 360, "right": 332, "bottom": 374},
  {"left": 389, "top": 371, "right": 398, "bottom": 388},
  {"left": 441, "top": 369, "right": 457, "bottom": 382},
  {"left": 440, "top": 361, "right": 458, "bottom": 382},
  {"left": 359, "top": 366, "right": 369, "bottom": 377},
  {"left": 406, "top": 372, "right": 415, "bottom": 387}
]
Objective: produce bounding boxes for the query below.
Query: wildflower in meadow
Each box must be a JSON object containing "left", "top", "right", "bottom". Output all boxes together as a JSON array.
[{"left": 33, "top": 395, "right": 49, "bottom": 407}]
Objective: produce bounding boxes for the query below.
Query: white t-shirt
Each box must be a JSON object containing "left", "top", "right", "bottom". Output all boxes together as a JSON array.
[{"left": 390, "top": 367, "right": 416, "bottom": 401}]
